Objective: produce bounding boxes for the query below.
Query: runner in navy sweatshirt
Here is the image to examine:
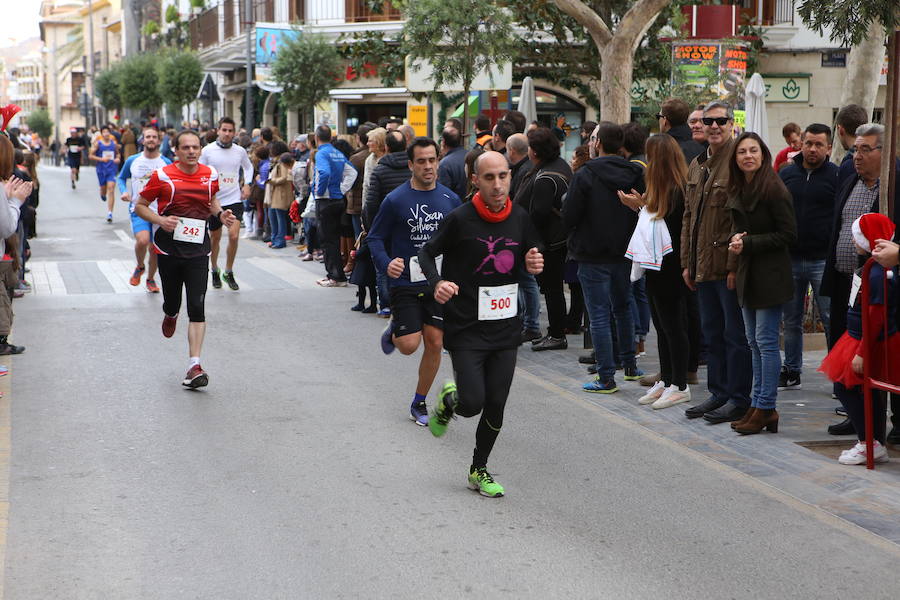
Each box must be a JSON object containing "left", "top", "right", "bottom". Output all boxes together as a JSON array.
[{"left": 367, "top": 137, "right": 461, "bottom": 425}]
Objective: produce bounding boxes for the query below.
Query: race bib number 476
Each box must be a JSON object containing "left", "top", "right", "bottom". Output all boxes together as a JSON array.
[
  {"left": 173, "top": 217, "right": 206, "bottom": 244},
  {"left": 477, "top": 284, "right": 518, "bottom": 321}
]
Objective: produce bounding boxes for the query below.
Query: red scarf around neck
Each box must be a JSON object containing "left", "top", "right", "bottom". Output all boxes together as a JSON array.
[{"left": 472, "top": 191, "right": 512, "bottom": 223}]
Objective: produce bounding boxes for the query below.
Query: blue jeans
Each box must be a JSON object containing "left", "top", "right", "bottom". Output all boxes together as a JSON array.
[
  {"left": 269, "top": 207, "right": 288, "bottom": 248},
  {"left": 630, "top": 276, "right": 651, "bottom": 339},
  {"left": 696, "top": 280, "right": 752, "bottom": 406},
  {"left": 578, "top": 262, "right": 635, "bottom": 381},
  {"left": 781, "top": 257, "right": 831, "bottom": 373},
  {"left": 742, "top": 306, "right": 782, "bottom": 410},
  {"left": 351, "top": 214, "right": 362, "bottom": 240},
  {"left": 375, "top": 268, "right": 390, "bottom": 310},
  {"left": 518, "top": 269, "right": 541, "bottom": 331},
  {"left": 302, "top": 216, "right": 318, "bottom": 252}
]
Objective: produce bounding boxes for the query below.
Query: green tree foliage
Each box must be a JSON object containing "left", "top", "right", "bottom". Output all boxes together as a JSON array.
[
  {"left": 94, "top": 63, "right": 123, "bottom": 112},
  {"left": 157, "top": 50, "right": 204, "bottom": 112},
  {"left": 798, "top": 0, "right": 898, "bottom": 46},
  {"left": 402, "top": 0, "right": 518, "bottom": 135},
  {"left": 339, "top": 31, "right": 406, "bottom": 89},
  {"left": 117, "top": 53, "right": 163, "bottom": 111},
  {"left": 271, "top": 31, "right": 343, "bottom": 127},
  {"left": 509, "top": 0, "right": 686, "bottom": 112},
  {"left": 26, "top": 108, "right": 53, "bottom": 139}
]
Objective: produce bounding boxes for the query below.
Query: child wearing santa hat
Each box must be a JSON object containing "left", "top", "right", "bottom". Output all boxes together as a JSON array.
[{"left": 820, "top": 212, "right": 899, "bottom": 465}]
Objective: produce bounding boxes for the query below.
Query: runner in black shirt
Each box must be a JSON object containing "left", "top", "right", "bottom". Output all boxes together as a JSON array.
[
  {"left": 419, "top": 151, "right": 544, "bottom": 497},
  {"left": 64, "top": 130, "right": 84, "bottom": 189}
]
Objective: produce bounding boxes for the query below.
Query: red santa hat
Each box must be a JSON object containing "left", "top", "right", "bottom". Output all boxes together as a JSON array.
[{"left": 851, "top": 212, "right": 896, "bottom": 253}]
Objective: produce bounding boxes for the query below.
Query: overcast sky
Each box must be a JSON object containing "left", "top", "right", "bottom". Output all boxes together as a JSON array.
[{"left": 2, "top": 0, "right": 44, "bottom": 48}]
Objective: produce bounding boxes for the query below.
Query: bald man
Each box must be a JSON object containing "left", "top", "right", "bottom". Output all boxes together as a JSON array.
[{"left": 418, "top": 151, "right": 544, "bottom": 498}]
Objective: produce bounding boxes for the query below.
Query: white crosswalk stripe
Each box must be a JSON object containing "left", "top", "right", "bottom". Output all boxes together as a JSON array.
[
  {"left": 246, "top": 257, "right": 320, "bottom": 288},
  {"left": 24, "top": 256, "right": 322, "bottom": 296}
]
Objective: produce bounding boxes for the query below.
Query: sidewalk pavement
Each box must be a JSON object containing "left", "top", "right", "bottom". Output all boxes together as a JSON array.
[{"left": 514, "top": 330, "right": 900, "bottom": 545}]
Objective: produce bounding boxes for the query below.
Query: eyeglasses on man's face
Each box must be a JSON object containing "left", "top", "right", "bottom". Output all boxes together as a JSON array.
[{"left": 853, "top": 145, "right": 882, "bottom": 156}]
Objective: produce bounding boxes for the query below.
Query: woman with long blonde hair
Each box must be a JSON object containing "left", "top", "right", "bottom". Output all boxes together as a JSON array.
[{"left": 626, "top": 134, "right": 692, "bottom": 409}]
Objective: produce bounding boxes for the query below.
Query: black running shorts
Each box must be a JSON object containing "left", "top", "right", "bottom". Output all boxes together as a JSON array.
[
  {"left": 209, "top": 202, "right": 244, "bottom": 231},
  {"left": 390, "top": 285, "right": 443, "bottom": 336}
]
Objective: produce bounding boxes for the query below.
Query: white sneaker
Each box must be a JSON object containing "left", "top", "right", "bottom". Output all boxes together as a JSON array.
[
  {"left": 838, "top": 441, "right": 889, "bottom": 465},
  {"left": 638, "top": 381, "right": 666, "bottom": 405},
  {"left": 652, "top": 385, "right": 692, "bottom": 409}
]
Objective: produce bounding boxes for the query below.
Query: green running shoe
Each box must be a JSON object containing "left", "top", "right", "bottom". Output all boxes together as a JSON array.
[
  {"left": 429, "top": 381, "right": 456, "bottom": 437},
  {"left": 468, "top": 466, "right": 504, "bottom": 498}
]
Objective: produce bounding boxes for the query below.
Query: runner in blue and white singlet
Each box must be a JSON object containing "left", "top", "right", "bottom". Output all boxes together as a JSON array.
[{"left": 116, "top": 126, "right": 171, "bottom": 292}]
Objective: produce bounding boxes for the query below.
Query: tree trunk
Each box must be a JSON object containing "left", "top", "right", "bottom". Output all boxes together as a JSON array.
[
  {"left": 833, "top": 26, "right": 887, "bottom": 164},
  {"left": 599, "top": 40, "right": 635, "bottom": 123},
  {"left": 462, "top": 84, "right": 471, "bottom": 143}
]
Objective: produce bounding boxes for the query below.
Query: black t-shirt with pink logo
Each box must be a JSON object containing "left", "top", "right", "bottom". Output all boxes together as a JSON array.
[{"left": 419, "top": 201, "right": 542, "bottom": 351}]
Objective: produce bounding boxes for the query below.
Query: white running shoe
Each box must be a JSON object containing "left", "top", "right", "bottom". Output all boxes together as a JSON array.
[
  {"left": 838, "top": 441, "right": 889, "bottom": 465},
  {"left": 652, "top": 385, "right": 692, "bottom": 410},
  {"left": 638, "top": 381, "right": 666, "bottom": 405}
]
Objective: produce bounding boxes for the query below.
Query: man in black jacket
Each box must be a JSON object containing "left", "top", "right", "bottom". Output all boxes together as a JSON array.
[
  {"left": 659, "top": 98, "right": 705, "bottom": 164},
  {"left": 363, "top": 130, "right": 412, "bottom": 230},
  {"left": 437, "top": 127, "right": 467, "bottom": 201},
  {"left": 363, "top": 129, "right": 412, "bottom": 316},
  {"left": 563, "top": 122, "right": 645, "bottom": 394},
  {"left": 777, "top": 123, "right": 838, "bottom": 390},
  {"left": 821, "top": 122, "right": 900, "bottom": 437}
]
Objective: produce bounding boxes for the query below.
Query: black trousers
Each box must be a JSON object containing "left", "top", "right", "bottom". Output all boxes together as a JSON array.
[
  {"left": 157, "top": 254, "right": 208, "bottom": 322},
  {"left": 450, "top": 347, "right": 518, "bottom": 468},
  {"left": 648, "top": 286, "right": 690, "bottom": 389},
  {"left": 536, "top": 246, "right": 567, "bottom": 338},
  {"left": 318, "top": 198, "right": 346, "bottom": 282},
  {"left": 836, "top": 383, "right": 887, "bottom": 444},
  {"left": 686, "top": 290, "right": 701, "bottom": 372}
]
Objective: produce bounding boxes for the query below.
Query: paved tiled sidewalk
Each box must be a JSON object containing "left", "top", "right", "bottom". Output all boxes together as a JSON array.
[{"left": 515, "top": 332, "right": 900, "bottom": 545}]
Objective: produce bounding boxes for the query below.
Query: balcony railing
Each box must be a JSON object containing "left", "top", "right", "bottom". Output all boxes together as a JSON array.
[
  {"left": 739, "top": 0, "right": 794, "bottom": 27},
  {"left": 306, "top": 0, "right": 401, "bottom": 25},
  {"left": 190, "top": 6, "right": 220, "bottom": 50}
]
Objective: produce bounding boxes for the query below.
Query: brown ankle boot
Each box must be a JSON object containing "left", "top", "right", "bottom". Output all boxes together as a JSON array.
[
  {"left": 734, "top": 408, "right": 778, "bottom": 435},
  {"left": 731, "top": 407, "right": 757, "bottom": 430}
]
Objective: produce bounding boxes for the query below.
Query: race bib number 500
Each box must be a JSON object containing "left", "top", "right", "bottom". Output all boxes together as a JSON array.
[
  {"left": 477, "top": 284, "right": 518, "bottom": 321},
  {"left": 173, "top": 217, "right": 206, "bottom": 244}
]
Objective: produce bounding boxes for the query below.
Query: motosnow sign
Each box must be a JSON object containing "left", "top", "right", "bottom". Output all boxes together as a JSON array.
[{"left": 405, "top": 58, "right": 512, "bottom": 93}]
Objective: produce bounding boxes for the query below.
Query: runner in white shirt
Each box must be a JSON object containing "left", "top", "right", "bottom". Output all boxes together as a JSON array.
[
  {"left": 116, "top": 126, "right": 171, "bottom": 292},
  {"left": 199, "top": 117, "right": 253, "bottom": 291}
]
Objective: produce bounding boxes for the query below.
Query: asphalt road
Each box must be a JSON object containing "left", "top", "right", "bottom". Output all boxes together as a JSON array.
[{"left": 3, "top": 165, "right": 900, "bottom": 599}]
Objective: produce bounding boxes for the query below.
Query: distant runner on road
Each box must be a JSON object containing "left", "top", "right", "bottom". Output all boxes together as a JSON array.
[
  {"left": 135, "top": 130, "right": 235, "bottom": 388},
  {"left": 419, "top": 151, "right": 544, "bottom": 497},
  {"left": 89, "top": 125, "right": 120, "bottom": 223}
]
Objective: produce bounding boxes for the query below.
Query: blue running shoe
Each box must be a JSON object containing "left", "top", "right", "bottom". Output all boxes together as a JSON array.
[
  {"left": 410, "top": 400, "right": 428, "bottom": 426},
  {"left": 380, "top": 322, "right": 395, "bottom": 355},
  {"left": 583, "top": 378, "right": 618, "bottom": 394}
]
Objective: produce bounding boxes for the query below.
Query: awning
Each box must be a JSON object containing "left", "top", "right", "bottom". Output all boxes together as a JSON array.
[{"left": 451, "top": 94, "right": 479, "bottom": 118}]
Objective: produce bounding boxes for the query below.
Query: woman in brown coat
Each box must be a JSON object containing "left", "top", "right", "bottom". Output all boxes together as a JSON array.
[
  {"left": 120, "top": 126, "right": 137, "bottom": 158},
  {"left": 726, "top": 132, "right": 797, "bottom": 435},
  {"left": 267, "top": 152, "right": 295, "bottom": 249}
]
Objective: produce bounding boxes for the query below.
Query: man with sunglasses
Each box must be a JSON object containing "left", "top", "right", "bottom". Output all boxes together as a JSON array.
[
  {"left": 681, "top": 101, "right": 752, "bottom": 424},
  {"left": 821, "top": 122, "right": 900, "bottom": 442}
]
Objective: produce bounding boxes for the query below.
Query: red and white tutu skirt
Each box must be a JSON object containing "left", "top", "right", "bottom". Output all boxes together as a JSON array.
[{"left": 819, "top": 331, "right": 900, "bottom": 388}]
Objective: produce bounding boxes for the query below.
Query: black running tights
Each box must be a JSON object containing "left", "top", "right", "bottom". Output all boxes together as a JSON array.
[
  {"left": 449, "top": 347, "right": 518, "bottom": 468},
  {"left": 157, "top": 254, "right": 209, "bottom": 322}
]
